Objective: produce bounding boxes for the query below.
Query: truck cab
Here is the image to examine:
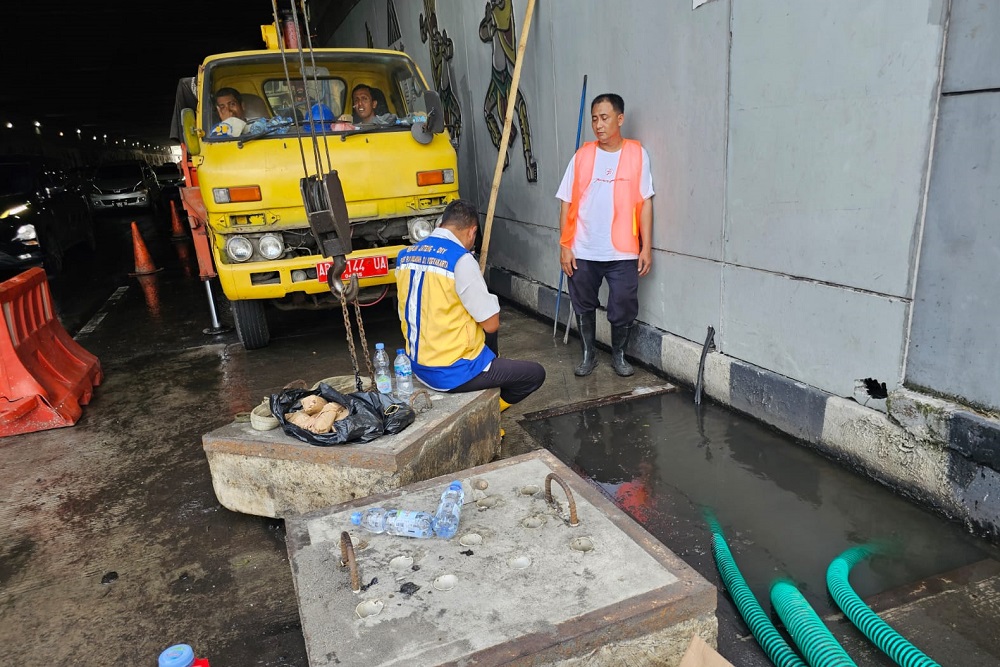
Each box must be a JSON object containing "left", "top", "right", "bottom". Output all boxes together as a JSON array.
[{"left": 177, "top": 46, "right": 458, "bottom": 349}]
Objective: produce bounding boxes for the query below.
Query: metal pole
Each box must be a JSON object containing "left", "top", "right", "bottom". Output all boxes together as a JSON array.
[{"left": 202, "top": 279, "right": 232, "bottom": 335}]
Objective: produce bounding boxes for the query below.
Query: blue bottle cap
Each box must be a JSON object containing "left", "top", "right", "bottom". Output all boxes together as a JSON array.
[
  {"left": 397, "top": 348, "right": 405, "bottom": 355},
  {"left": 159, "top": 644, "right": 195, "bottom": 667},
  {"left": 375, "top": 343, "right": 385, "bottom": 350},
  {"left": 350, "top": 511, "right": 362, "bottom": 525},
  {"left": 449, "top": 481, "right": 462, "bottom": 491}
]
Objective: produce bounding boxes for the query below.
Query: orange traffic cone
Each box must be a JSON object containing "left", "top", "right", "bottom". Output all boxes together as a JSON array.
[
  {"left": 169, "top": 200, "right": 188, "bottom": 241},
  {"left": 129, "top": 222, "right": 162, "bottom": 276}
]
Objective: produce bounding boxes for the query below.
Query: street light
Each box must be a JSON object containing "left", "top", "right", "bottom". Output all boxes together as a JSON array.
[{"left": 5, "top": 122, "right": 12, "bottom": 129}]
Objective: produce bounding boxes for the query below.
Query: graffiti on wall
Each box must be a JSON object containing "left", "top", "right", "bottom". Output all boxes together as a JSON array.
[
  {"left": 479, "top": 0, "right": 538, "bottom": 182},
  {"left": 420, "top": 0, "right": 463, "bottom": 146}
]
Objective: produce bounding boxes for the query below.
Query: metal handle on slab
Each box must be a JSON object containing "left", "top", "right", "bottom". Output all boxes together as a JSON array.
[
  {"left": 340, "top": 531, "right": 361, "bottom": 592},
  {"left": 544, "top": 473, "right": 580, "bottom": 527}
]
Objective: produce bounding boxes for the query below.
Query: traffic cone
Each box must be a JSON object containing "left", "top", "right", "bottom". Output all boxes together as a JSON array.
[
  {"left": 129, "top": 221, "right": 162, "bottom": 276},
  {"left": 169, "top": 200, "right": 188, "bottom": 241}
]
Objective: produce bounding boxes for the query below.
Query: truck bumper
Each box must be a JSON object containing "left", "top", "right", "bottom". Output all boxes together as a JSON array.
[{"left": 217, "top": 245, "right": 403, "bottom": 301}]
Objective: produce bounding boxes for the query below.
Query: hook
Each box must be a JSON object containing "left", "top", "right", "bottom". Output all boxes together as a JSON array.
[{"left": 544, "top": 473, "right": 580, "bottom": 527}]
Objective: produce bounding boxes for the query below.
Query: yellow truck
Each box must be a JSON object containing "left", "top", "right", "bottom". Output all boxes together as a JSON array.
[{"left": 174, "top": 31, "right": 458, "bottom": 349}]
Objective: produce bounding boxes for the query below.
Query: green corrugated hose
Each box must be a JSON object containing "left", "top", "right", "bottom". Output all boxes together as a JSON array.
[
  {"left": 708, "top": 518, "right": 807, "bottom": 667},
  {"left": 770, "top": 579, "right": 857, "bottom": 667},
  {"left": 827, "top": 546, "right": 941, "bottom": 667}
]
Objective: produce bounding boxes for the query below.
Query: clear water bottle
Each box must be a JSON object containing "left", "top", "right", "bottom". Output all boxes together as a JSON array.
[
  {"left": 350, "top": 507, "right": 435, "bottom": 539},
  {"left": 373, "top": 343, "right": 392, "bottom": 394},
  {"left": 394, "top": 349, "right": 413, "bottom": 400},
  {"left": 433, "top": 481, "right": 465, "bottom": 539}
]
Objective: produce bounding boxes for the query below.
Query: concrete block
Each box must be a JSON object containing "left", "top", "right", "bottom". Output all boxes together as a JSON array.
[
  {"left": 820, "top": 396, "right": 953, "bottom": 512},
  {"left": 202, "top": 386, "right": 500, "bottom": 518},
  {"left": 286, "top": 450, "right": 717, "bottom": 667},
  {"left": 888, "top": 388, "right": 954, "bottom": 445}
]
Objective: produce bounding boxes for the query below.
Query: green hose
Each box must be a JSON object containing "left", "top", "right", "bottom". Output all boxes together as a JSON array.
[
  {"left": 709, "top": 526, "right": 807, "bottom": 667},
  {"left": 770, "top": 580, "right": 857, "bottom": 667},
  {"left": 827, "top": 546, "right": 941, "bottom": 667}
]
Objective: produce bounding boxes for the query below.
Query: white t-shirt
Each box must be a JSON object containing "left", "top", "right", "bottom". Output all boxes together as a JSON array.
[{"left": 556, "top": 145, "right": 654, "bottom": 261}]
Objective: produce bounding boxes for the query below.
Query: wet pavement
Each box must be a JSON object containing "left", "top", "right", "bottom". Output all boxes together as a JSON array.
[{"left": 1, "top": 211, "right": 998, "bottom": 665}]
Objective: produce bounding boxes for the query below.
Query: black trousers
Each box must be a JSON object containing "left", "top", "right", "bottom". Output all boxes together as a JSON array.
[
  {"left": 567, "top": 258, "right": 639, "bottom": 326},
  {"left": 449, "top": 357, "right": 546, "bottom": 404}
]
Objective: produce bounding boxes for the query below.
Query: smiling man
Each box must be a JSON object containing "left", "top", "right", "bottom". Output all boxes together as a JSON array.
[{"left": 556, "top": 93, "right": 655, "bottom": 378}]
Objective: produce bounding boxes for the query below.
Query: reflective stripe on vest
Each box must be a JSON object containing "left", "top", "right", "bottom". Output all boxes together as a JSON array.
[
  {"left": 560, "top": 139, "right": 644, "bottom": 254},
  {"left": 395, "top": 235, "right": 495, "bottom": 390}
]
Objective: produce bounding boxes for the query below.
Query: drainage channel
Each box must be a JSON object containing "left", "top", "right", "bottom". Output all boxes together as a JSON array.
[{"left": 522, "top": 389, "right": 1000, "bottom": 665}]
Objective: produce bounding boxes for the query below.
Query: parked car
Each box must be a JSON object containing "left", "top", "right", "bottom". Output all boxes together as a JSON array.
[
  {"left": 89, "top": 160, "right": 161, "bottom": 212},
  {"left": 153, "top": 162, "right": 185, "bottom": 204},
  {"left": 0, "top": 157, "right": 95, "bottom": 275}
]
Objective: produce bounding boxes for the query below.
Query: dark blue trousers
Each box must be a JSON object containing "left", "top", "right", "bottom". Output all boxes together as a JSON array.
[{"left": 567, "top": 259, "right": 639, "bottom": 326}]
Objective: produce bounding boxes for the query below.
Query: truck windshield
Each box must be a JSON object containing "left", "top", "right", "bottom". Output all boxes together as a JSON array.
[{"left": 204, "top": 52, "right": 430, "bottom": 141}]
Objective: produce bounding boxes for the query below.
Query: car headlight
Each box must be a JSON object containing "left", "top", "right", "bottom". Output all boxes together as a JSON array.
[
  {"left": 226, "top": 236, "right": 254, "bottom": 262},
  {"left": 1, "top": 203, "right": 30, "bottom": 220},
  {"left": 13, "top": 224, "right": 37, "bottom": 242},
  {"left": 407, "top": 217, "right": 435, "bottom": 242},
  {"left": 257, "top": 233, "right": 284, "bottom": 260}
]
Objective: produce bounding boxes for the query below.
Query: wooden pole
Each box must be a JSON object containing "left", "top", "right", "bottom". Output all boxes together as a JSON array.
[{"left": 479, "top": 0, "right": 536, "bottom": 274}]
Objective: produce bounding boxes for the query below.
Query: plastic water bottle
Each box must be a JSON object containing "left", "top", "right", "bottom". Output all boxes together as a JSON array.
[
  {"left": 433, "top": 481, "right": 465, "bottom": 539},
  {"left": 394, "top": 349, "right": 413, "bottom": 400},
  {"left": 373, "top": 343, "right": 392, "bottom": 394},
  {"left": 350, "top": 507, "right": 435, "bottom": 539},
  {"left": 158, "top": 644, "right": 210, "bottom": 667}
]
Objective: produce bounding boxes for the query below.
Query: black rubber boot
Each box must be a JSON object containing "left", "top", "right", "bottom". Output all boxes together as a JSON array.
[
  {"left": 611, "top": 324, "right": 634, "bottom": 377},
  {"left": 574, "top": 311, "right": 598, "bottom": 377}
]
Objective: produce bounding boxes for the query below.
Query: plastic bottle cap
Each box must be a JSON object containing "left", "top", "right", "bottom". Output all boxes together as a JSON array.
[
  {"left": 375, "top": 343, "right": 385, "bottom": 350},
  {"left": 397, "top": 349, "right": 405, "bottom": 355},
  {"left": 159, "top": 644, "right": 195, "bottom": 667},
  {"left": 449, "top": 481, "right": 462, "bottom": 491},
  {"left": 350, "top": 511, "right": 362, "bottom": 525}
]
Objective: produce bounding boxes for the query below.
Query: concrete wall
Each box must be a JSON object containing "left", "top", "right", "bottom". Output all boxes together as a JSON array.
[
  {"left": 331, "top": 0, "right": 958, "bottom": 401},
  {"left": 324, "top": 0, "right": 1000, "bottom": 536},
  {"left": 904, "top": 0, "right": 1000, "bottom": 411}
]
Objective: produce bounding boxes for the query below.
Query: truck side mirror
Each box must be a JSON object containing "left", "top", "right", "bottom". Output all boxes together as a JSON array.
[
  {"left": 181, "top": 108, "right": 201, "bottom": 156},
  {"left": 422, "top": 90, "right": 445, "bottom": 134}
]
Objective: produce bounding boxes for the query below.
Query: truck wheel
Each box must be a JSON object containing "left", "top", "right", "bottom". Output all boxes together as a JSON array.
[{"left": 232, "top": 299, "right": 270, "bottom": 350}]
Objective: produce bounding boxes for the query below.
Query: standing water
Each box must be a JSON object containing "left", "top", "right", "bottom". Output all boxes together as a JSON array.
[{"left": 523, "top": 390, "right": 999, "bottom": 664}]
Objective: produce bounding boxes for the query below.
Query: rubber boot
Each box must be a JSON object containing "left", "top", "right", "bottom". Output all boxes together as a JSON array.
[
  {"left": 499, "top": 398, "right": 512, "bottom": 413},
  {"left": 611, "top": 324, "right": 634, "bottom": 377},
  {"left": 574, "top": 311, "right": 598, "bottom": 377}
]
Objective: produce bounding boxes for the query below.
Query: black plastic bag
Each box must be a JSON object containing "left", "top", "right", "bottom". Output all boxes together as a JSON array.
[{"left": 269, "top": 383, "right": 415, "bottom": 447}]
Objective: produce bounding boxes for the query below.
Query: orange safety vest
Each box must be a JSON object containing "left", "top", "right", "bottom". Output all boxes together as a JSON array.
[{"left": 560, "top": 139, "right": 645, "bottom": 254}]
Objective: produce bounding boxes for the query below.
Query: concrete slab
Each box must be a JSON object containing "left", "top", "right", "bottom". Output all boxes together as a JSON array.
[
  {"left": 286, "top": 449, "right": 717, "bottom": 667},
  {"left": 202, "top": 383, "right": 500, "bottom": 518}
]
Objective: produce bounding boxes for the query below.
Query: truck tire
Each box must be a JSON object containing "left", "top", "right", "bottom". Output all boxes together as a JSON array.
[{"left": 232, "top": 299, "right": 270, "bottom": 350}]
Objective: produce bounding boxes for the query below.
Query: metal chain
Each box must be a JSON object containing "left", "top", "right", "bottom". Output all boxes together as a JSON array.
[
  {"left": 337, "top": 290, "right": 363, "bottom": 391},
  {"left": 352, "top": 299, "right": 375, "bottom": 390}
]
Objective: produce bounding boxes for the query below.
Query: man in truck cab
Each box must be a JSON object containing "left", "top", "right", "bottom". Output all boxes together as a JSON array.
[
  {"left": 339, "top": 84, "right": 384, "bottom": 124},
  {"left": 211, "top": 87, "right": 248, "bottom": 137}
]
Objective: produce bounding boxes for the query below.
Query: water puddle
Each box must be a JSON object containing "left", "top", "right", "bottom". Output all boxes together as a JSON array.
[{"left": 524, "top": 391, "right": 999, "bottom": 616}]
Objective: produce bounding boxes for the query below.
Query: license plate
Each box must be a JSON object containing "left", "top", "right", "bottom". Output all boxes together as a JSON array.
[{"left": 316, "top": 255, "right": 389, "bottom": 283}]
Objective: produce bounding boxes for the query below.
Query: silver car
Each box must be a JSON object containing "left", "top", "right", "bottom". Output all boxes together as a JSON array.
[{"left": 89, "top": 161, "right": 161, "bottom": 212}]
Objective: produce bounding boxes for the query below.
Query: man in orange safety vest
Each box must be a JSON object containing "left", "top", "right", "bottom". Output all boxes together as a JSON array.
[{"left": 556, "top": 93, "right": 655, "bottom": 377}]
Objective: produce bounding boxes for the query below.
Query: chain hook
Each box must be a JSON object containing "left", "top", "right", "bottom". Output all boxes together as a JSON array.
[{"left": 327, "top": 255, "right": 360, "bottom": 302}]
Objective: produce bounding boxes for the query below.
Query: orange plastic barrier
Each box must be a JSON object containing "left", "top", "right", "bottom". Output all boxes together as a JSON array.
[{"left": 0, "top": 268, "right": 103, "bottom": 437}]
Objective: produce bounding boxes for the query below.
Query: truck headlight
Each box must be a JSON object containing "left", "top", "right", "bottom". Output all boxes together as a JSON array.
[
  {"left": 407, "top": 217, "right": 435, "bottom": 242},
  {"left": 226, "top": 236, "right": 254, "bottom": 262},
  {"left": 257, "top": 234, "right": 284, "bottom": 260}
]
